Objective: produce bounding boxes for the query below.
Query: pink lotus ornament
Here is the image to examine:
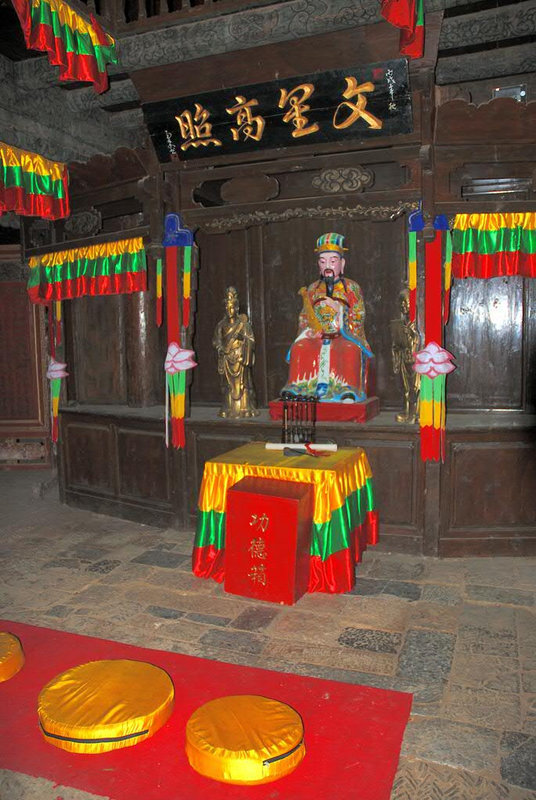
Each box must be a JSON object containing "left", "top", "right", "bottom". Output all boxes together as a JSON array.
[
  {"left": 46, "top": 358, "right": 68, "bottom": 380},
  {"left": 414, "top": 342, "right": 456, "bottom": 379},
  {"left": 164, "top": 342, "right": 197, "bottom": 374}
]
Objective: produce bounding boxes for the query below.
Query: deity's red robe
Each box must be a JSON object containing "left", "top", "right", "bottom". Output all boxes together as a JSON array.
[{"left": 283, "top": 277, "right": 373, "bottom": 402}]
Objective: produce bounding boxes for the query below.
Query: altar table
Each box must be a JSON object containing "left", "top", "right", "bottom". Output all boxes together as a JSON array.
[{"left": 192, "top": 443, "right": 378, "bottom": 594}]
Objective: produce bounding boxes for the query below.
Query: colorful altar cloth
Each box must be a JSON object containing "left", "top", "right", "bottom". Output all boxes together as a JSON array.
[{"left": 193, "top": 443, "right": 378, "bottom": 594}]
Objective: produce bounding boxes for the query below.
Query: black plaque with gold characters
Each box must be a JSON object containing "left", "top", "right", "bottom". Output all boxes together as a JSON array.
[{"left": 143, "top": 59, "right": 412, "bottom": 162}]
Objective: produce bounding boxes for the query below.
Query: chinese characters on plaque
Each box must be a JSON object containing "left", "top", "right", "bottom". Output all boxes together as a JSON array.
[
  {"left": 144, "top": 59, "right": 412, "bottom": 162},
  {"left": 248, "top": 512, "right": 270, "bottom": 586}
]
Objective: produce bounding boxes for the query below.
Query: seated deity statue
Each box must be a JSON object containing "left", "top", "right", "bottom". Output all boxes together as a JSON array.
[{"left": 281, "top": 233, "right": 374, "bottom": 403}]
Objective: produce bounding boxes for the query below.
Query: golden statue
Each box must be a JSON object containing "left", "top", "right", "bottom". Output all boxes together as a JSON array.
[
  {"left": 390, "top": 289, "right": 421, "bottom": 424},
  {"left": 213, "top": 286, "right": 259, "bottom": 418}
]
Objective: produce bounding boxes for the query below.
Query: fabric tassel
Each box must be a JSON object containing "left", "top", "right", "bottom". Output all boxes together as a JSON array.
[
  {"left": 46, "top": 358, "right": 68, "bottom": 443},
  {"left": 443, "top": 229, "right": 452, "bottom": 325},
  {"left": 163, "top": 214, "right": 197, "bottom": 450},
  {"left": 182, "top": 245, "right": 192, "bottom": 329},
  {"left": 156, "top": 257, "right": 163, "bottom": 327},
  {"left": 55, "top": 300, "right": 62, "bottom": 346}
]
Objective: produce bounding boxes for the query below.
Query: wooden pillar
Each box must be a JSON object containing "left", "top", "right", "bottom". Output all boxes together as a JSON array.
[{"left": 125, "top": 285, "right": 161, "bottom": 407}]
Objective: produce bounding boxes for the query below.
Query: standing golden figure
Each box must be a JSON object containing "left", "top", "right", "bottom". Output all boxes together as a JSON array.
[
  {"left": 391, "top": 289, "right": 421, "bottom": 424},
  {"left": 213, "top": 287, "right": 259, "bottom": 418}
]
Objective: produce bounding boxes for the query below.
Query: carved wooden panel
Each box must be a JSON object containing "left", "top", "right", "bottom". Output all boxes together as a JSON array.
[
  {"left": 64, "top": 422, "right": 115, "bottom": 493},
  {"left": 435, "top": 99, "right": 535, "bottom": 145},
  {"left": 117, "top": 428, "right": 171, "bottom": 503}
]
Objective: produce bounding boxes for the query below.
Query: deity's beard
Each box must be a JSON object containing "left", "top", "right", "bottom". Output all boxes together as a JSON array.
[{"left": 323, "top": 270, "right": 335, "bottom": 297}]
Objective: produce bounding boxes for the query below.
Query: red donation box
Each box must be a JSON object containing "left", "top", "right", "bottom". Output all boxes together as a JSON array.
[{"left": 225, "top": 477, "right": 313, "bottom": 605}]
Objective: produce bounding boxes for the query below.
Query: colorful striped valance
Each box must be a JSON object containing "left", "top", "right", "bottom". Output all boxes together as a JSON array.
[
  {"left": 452, "top": 213, "right": 536, "bottom": 279},
  {"left": 27, "top": 237, "right": 147, "bottom": 303},
  {"left": 0, "top": 142, "right": 69, "bottom": 220},
  {"left": 12, "top": 0, "right": 117, "bottom": 94}
]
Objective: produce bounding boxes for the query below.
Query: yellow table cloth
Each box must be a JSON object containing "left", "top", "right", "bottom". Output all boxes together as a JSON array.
[{"left": 192, "top": 443, "right": 378, "bottom": 593}]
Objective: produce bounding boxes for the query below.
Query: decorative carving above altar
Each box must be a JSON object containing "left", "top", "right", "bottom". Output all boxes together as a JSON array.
[
  {"left": 194, "top": 201, "right": 419, "bottom": 233},
  {"left": 312, "top": 166, "right": 375, "bottom": 194}
]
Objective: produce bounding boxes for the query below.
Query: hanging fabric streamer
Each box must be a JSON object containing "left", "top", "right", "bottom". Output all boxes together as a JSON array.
[
  {"left": 407, "top": 206, "right": 424, "bottom": 323},
  {"left": 162, "top": 214, "right": 197, "bottom": 449},
  {"left": 156, "top": 257, "right": 163, "bottom": 327},
  {"left": 414, "top": 214, "right": 455, "bottom": 463},
  {"left": 443, "top": 228, "right": 452, "bottom": 325},
  {"left": 46, "top": 358, "right": 68, "bottom": 443},
  {"left": 55, "top": 300, "right": 62, "bottom": 346},
  {"left": 182, "top": 245, "right": 192, "bottom": 329}
]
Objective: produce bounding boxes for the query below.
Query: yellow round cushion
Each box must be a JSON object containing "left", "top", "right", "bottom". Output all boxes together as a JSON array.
[
  {"left": 0, "top": 632, "right": 24, "bottom": 682},
  {"left": 186, "top": 694, "right": 305, "bottom": 785},
  {"left": 38, "top": 659, "right": 175, "bottom": 754}
]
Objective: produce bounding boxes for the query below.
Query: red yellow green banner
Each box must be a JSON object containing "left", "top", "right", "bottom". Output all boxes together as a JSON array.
[
  {"left": 0, "top": 142, "right": 69, "bottom": 220},
  {"left": 452, "top": 213, "right": 536, "bottom": 278},
  {"left": 27, "top": 237, "right": 147, "bottom": 303},
  {"left": 12, "top": 0, "right": 117, "bottom": 93}
]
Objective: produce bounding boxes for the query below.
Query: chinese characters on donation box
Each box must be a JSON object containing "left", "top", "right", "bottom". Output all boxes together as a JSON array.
[
  {"left": 248, "top": 512, "right": 270, "bottom": 587},
  {"left": 143, "top": 59, "right": 412, "bottom": 162}
]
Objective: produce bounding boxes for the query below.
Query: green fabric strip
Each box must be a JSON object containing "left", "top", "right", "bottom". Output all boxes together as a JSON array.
[
  {"left": 27, "top": 250, "right": 146, "bottom": 290},
  {"left": 420, "top": 375, "right": 433, "bottom": 402},
  {"left": 195, "top": 509, "right": 226, "bottom": 551},
  {"left": 452, "top": 227, "right": 536, "bottom": 256},
  {"left": 1, "top": 165, "right": 65, "bottom": 199},
  {"left": 408, "top": 230, "right": 417, "bottom": 263},
  {"left": 416, "top": 0, "right": 424, "bottom": 26},
  {"left": 194, "top": 478, "right": 376, "bottom": 562}
]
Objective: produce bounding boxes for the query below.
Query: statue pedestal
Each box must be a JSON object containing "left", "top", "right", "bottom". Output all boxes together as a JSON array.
[{"left": 268, "top": 396, "right": 380, "bottom": 423}]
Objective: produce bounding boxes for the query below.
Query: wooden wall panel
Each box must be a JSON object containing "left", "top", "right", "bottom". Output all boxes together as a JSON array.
[
  {"left": 440, "top": 434, "right": 536, "bottom": 556},
  {"left": 445, "top": 276, "right": 524, "bottom": 409},
  {"left": 0, "top": 282, "right": 45, "bottom": 429},
  {"left": 69, "top": 295, "right": 127, "bottom": 405},
  {"left": 117, "top": 429, "right": 171, "bottom": 503},
  {"left": 64, "top": 422, "right": 114, "bottom": 493}
]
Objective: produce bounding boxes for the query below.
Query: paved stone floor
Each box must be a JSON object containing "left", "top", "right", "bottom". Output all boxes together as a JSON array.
[{"left": 0, "top": 469, "right": 535, "bottom": 800}]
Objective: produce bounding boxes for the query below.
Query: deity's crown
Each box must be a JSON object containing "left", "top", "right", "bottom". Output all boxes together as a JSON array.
[{"left": 314, "top": 232, "right": 348, "bottom": 254}]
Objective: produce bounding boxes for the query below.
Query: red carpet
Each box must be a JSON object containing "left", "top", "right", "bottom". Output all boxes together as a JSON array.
[{"left": 0, "top": 620, "right": 412, "bottom": 800}]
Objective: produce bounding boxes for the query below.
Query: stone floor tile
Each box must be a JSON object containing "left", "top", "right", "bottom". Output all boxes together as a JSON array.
[
  {"left": 467, "top": 585, "right": 535, "bottom": 608},
  {"left": 383, "top": 581, "right": 422, "bottom": 601},
  {"left": 338, "top": 627, "right": 402, "bottom": 653},
  {"left": 523, "top": 674, "right": 536, "bottom": 693},
  {"left": 450, "top": 652, "right": 521, "bottom": 693},
  {"left": 130, "top": 549, "right": 187, "bottom": 568},
  {"left": 348, "top": 577, "right": 387, "bottom": 596},
  {"left": 460, "top": 603, "right": 517, "bottom": 631},
  {"left": 294, "top": 591, "right": 349, "bottom": 614},
  {"left": 230, "top": 605, "right": 281, "bottom": 631},
  {"left": 85, "top": 558, "right": 122, "bottom": 575},
  {"left": 500, "top": 731, "right": 536, "bottom": 791},
  {"left": 443, "top": 683, "right": 521, "bottom": 729},
  {"left": 391, "top": 679, "right": 446, "bottom": 716},
  {"left": 409, "top": 601, "right": 461, "bottom": 632},
  {"left": 186, "top": 611, "right": 231, "bottom": 626},
  {"left": 340, "top": 594, "right": 410, "bottom": 632},
  {"left": 366, "top": 557, "right": 425, "bottom": 582},
  {"left": 0, "top": 770, "right": 108, "bottom": 800},
  {"left": 421, "top": 584, "right": 462, "bottom": 606},
  {"left": 62, "top": 544, "right": 111, "bottom": 561},
  {"left": 401, "top": 717, "right": 501, "bottom": 771},
  {"left": 421, "top": 558, "right": 466, "bottom": 585},
  {"left": 466, "top": 558, "right": 527, "bottom": 589},
  {"left": 457, "top": 625, "right": 519, "bottom": 658},
  {"left": 264, "top": 609, "right": 345, "bottom": 646},
  {"left": 397, "top": 629, "right": 455, "bottom": 683},
  {"left": 265, "top": 639, "right": 397, "bottom": 675},
  {"left": 199, "top": 628, "right": 267, "bottom": 655},
  {"left": 391, "top": 758, "right": 536, "bottom": 800},
  {"left": 146, "top": 605, "right": 185, "bottom": 620},
  {"left": 523, "top": 695, "right": 536, "bottom": 734}
]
